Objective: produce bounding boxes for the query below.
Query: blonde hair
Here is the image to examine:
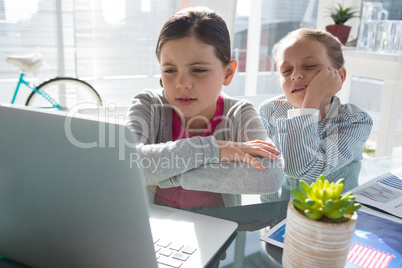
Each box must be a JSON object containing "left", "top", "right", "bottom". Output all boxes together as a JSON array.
[{"left": 273, "top": 28, "right": 344, "bottom": 69}]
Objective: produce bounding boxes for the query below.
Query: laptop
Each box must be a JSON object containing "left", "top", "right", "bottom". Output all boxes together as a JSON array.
[{"left": 0, "top": 105, "right": 237, "bottom": 268}]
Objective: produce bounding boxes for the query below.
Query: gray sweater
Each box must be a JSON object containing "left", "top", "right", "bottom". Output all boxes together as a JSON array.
[{"left": 125, "top": 89, "right": 283, "bottom": 195}]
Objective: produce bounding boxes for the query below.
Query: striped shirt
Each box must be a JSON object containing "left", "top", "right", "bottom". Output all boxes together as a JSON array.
[{"left": 259, "top": 95, "right": 373, "bottom": 180}]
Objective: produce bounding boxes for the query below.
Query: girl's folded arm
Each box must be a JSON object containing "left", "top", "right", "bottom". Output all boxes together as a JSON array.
[
  {"left": 134, "top": 136, "right": 221, "bottom": 185},
  {"left": 158, "top": 157, "right": 283, "bottom": 194}
]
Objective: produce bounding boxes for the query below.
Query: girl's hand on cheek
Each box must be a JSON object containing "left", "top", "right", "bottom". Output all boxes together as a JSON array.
[
  {"left": 302, "top": 67, "right": 343, "bottom": 109},
  {"left": 309, "top": 67, "right": 342, "bottom": 97},
  {"left": 217, "top": 140, "right": 280, "bottom": 171}
]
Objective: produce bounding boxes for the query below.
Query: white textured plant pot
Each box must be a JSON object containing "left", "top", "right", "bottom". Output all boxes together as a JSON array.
[{"left": 282, "top": 201, "right": 357, "bottom": 268}]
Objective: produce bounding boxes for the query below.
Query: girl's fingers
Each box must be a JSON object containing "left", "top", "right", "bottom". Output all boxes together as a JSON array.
[
  {"left": 242, "top": 153, "right": 264, "bottom": 171},
  {"left": 242, "top": 142, "right": 280, "bottom": 158},
  {"left": 256, "top": 146, "right": 280, "bottom": 155},
  {"left": 246, "top": 146, "right": 280, "bottom": 159},
  {"left": 218, "top": 140, "right": 281, "bottom": 165},
  {"left": 245, "top": 147, "right": 279, "bottom": 160},
  {"left": 257, "top": 151, "right": 279, "bottom": 161},
  {"left": 248, "top": 140, "right": 276, "bottom": 147},
  {"left": 220, "top": 149, "right": 265, "bottom": 170},
  {"left": 250, "top": 157, "right": 264, "bottom": 171}
]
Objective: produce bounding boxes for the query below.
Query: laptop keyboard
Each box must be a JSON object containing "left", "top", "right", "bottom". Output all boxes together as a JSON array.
[{"left": 154, "top": 237, "right": 197, "bottom": 268}]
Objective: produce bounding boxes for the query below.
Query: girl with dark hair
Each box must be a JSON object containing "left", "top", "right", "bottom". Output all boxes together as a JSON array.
[{"left": 126, "top": 7, "right": 283, "bottom": 209}]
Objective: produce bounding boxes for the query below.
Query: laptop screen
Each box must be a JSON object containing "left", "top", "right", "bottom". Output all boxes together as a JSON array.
[
  {"left": 0, "top": 105, "right": 158, "bottom": 268},
  {"left": 0, "top": 105, "right": 237, "bottom": 268}
]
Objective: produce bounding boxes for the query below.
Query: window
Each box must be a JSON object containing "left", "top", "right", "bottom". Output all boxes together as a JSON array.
[
  {"left": 369, "top": 0, "right": 402, "bottom": 19},
  {"left": 227, "top": 0, "right": 318, "bottom": 96},
  {"left": 0, "top": 0, "right": 60, "bottom": 103},
  {"left": 0, "top": 0, "right": 236, "bottom": 106},
  {"left": 1, "top": 0, "right": 401, "bottom": 106}
]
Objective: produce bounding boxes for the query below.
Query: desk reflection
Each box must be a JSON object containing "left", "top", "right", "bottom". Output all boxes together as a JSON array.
[
  {"left": 157, "top": 160, "right": 362, "bottom": 232},
  {"left": 260, "top": 160, "right": 361, "bottom": 228},
  {"left": 146, "top": 160, "right": 362, "bottom": 236}
]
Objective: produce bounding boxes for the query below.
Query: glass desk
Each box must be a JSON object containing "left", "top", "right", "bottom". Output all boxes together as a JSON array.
[
  {"left": 0, "top": 156, "right": 401, "bottom": 268},
  {"left": 181, "top": 156, "right": 402, "bottom": 268}
]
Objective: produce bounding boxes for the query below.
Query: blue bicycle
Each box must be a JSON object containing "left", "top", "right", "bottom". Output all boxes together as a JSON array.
[{"left": 6, "top": 53, "right": 102, "bottom": 111}]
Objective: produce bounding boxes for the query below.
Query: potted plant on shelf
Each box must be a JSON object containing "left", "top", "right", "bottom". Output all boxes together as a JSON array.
[
  {"left": 282, "top": 175, "right": 361, "bottom": 268},
  {"left": 326, "top": 2, "right": 359, "bottom": 45}
]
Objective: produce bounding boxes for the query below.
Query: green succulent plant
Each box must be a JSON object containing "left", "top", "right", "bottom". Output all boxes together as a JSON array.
[
  {"left": 328, "top": 3, "right": 359, "bottom": 25},
  {"left": 291, "top": 175, "right": 361, "bottom": 221}
]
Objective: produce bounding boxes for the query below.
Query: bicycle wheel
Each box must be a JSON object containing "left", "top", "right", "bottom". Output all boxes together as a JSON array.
[{"left": 26, "top": 77, "right": 102, "bottom": 111}]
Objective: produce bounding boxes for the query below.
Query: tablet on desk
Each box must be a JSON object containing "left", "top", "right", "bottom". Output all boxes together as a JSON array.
[{"left": 261, "top": 207, "right": 402, "bottom": 268}]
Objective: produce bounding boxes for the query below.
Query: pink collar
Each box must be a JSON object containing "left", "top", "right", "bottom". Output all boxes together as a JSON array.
[{"left": 172, "top": 95, "right": 224, "bottom": 140}]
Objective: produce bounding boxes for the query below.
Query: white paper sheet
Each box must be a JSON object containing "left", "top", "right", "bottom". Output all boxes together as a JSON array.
[{"left": 352, "top": 167, "right": 402, "bottom": 218}]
